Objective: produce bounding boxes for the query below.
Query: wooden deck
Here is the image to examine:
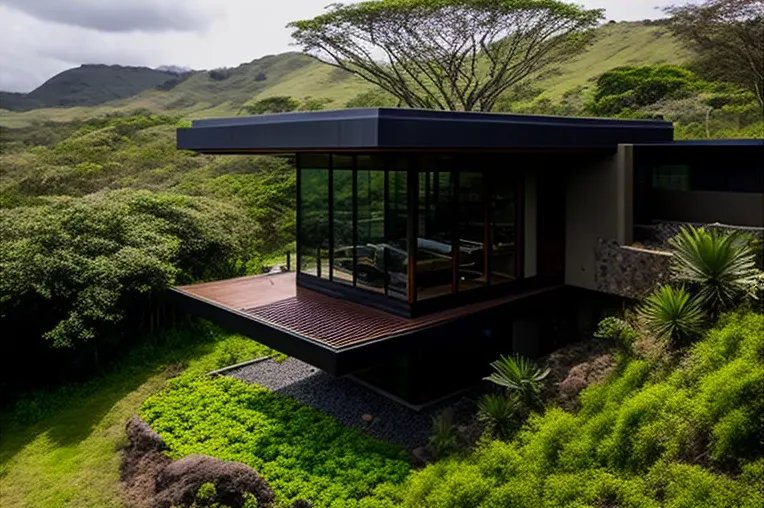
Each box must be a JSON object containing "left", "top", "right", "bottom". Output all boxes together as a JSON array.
[{"left": 176, "top": 272, "right": 557, "bottom": 351}]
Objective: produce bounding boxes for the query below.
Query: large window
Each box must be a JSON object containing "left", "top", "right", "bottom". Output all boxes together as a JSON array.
[
  {"left": 298, "top": 155, "right": 329, "bottom": 279},
  {"left": 357, "top": 157, "right": 386, "bottom": 293},
  {"left": 417, "top": 161, "right": 455, "bottom": 300},
  {"left": 457, "top": 171, "right": 486, "bottom": 292},
  {"left": 332, "top": 156, "right": 354, "bottom": 286},
  {"left": 387, "top": 162, "right": 409, "bottom": 300},
  {"left": 490, "top": 172, "right": 518, "bottom": 285},
  {"left": 298, "top": 154, "right": 524, "bottom": 305}
]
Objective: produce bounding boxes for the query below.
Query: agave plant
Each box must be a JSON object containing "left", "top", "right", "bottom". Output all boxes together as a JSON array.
[
  {"left": 484, "top": 354, "right": 550, "bottom": 412},
  {"left": 669, "top": 226, "right": 759, "bottom": 312},
  {"left": 637, "top": 284, "right": 705, "bottom": 344},
  {"left": 477, "top": 393, "right": 521, "bottom": 439}
]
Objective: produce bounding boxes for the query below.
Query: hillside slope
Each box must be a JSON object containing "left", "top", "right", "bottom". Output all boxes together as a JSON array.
[
  {"left": 0, "top": 22, "right": 692, "bottom": 128},
  {"left": 0, "top": 65, "right": 182, "bottom": 112}
]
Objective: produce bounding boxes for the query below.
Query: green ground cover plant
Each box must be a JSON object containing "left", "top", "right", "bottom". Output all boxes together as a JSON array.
[
  {"left": 141, "top": 376, "right": 411, "bottom": 508},
  {"left": 385, "top": 311, "right": 764, "bottom": 508},
  {"left": 0, "top": 323, "right": 281, "bottom": 508}
]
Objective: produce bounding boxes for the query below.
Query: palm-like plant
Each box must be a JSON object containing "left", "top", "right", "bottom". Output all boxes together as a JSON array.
[
  {"left": 477, "top": 393, "right": 521, "bottom": 439},
  {"left": 637, "top": 284, "right": 705, "bottom": 344},
  {"left": 669, "top": 226, "right": 759, "bottom": 312},
  {"left": 484, "top": 354, "right": 550, "bottom": 412}
]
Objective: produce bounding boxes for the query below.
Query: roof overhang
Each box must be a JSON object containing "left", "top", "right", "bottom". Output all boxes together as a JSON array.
[{"left": 177, "top": 107, "right": 674, "bottom": 154}]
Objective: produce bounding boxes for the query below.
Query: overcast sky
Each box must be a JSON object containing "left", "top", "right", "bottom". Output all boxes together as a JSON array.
[{"left": 0, "top": 0, "right": 695, "bottom": 93}]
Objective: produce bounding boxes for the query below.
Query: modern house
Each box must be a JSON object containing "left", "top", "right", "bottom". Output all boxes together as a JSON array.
[{"left": 173, "top": 108, "right": 763, "bottom": 404}]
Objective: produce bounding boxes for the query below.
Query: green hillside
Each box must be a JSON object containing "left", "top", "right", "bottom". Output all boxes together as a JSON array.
[
  {"left": 0, "top": 22, "right": 692, "bottom": 128},
  {"left": 0, "top": 65, "right": 181, "bottom": 112}
]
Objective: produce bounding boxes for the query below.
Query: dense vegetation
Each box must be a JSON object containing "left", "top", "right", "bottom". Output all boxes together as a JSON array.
[
  {"left": 0, "top": 113, "right": 295, "bottom": 397},
  {"left": 132, "top": 310, "right": 763, "bottom": 508},
  {"left": 387, "top": 311, "right": 763, "bottom": 508}
]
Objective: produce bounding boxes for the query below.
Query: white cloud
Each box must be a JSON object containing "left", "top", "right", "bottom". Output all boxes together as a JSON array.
[
  {"left": 0, "top": 0, "right": 222, "bottom": 32},
  {"left": 0, "top": 0, "right": 701, "bottom": 94}
]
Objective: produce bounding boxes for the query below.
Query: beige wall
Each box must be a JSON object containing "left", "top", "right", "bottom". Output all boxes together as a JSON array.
[
  {"left": 650, "top": 190, "right": 764, "bottom": 227},
  {"left": 565, "top": 146, "right": 633, "bottom": 290},
  {"left": 524, "top": 170, "right": 538, "bottom": 278}
]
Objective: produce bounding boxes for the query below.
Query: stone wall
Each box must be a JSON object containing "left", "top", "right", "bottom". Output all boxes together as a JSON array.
[{"left": 595, "top": 239, "right": 673, "bottom": 300}]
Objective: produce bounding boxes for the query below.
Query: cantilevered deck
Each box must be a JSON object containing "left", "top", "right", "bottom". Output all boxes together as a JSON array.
[{"left": 171, "top": 271, "right": 560, "bottom": 375}]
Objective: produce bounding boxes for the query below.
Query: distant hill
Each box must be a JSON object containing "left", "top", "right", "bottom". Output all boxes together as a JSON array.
[
  {"left": 0, "top": 64, "right": 184, "bottom": 112},
  {"left": 0, "top": 22, "right": 694, "bottom": 128}
]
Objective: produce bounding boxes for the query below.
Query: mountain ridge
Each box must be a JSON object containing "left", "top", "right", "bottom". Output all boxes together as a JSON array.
[{"left": 0, "top": 22, "right": 694, "bottom": 128}]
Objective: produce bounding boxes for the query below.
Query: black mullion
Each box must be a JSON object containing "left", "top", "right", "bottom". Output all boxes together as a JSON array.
[
  {"left": 328, "top": 155, "right": 334, "bottom": 281},
  {"left": 296, "top": 154, "right": 302, "bottom": 274},
  {"left": 352, "top": 155, "right": 358, "bottom": 287},
  {"left": 406, "top": 160, "right": 418, "bottom": 304},
  {"left": 484, "top": 169, "right": 492, "bottom": 288},
  {"left": 516, "top": 171, "right": 525, "bottom": 281},
  {"left": 383, "top": 166, "right": 390, "bottom": 296},
  {"left": 452, "top": 169, "right": 460, "bottom": 293}
]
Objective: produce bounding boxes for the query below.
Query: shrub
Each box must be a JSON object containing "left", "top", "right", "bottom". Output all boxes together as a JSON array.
[
  {"left": 429, "top": 410, "right": 458, "bottom": 458},
  {"left": 594, "top": 316, "right": 638, "bottom": 358},
  {"left": 477, "top": 393, "right": 521, "bottom": 439},
  {"left": 669, "top": 226, "right": 760, "bottom": 313},
  {"left": 345, "top": 89, "right": 398, "bottom": 108},
  {"left": 242, "top": 96, "right": 299, "bottom": 115},
  {"left": 0, "top": 189, "right": 254, "bottom": 349},
  {"left": 589, "top": 65, "right": 702, "bottom": 116},
  {"left": 386, "top": 312, "right": 764, "bottom": 507},
  {"left": 637, "top": 285, "right": 705, "bottom": 344},
  {"left": 484, "top": 354, "right": 550, "bottom": 413},
  {"left": 209, "top": 68, "right": 232, "bottom": 81}
]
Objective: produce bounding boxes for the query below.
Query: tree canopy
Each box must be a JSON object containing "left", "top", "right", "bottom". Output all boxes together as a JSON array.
[
  {"left": 288, "top": 0, "right": 603, "bottom": 111},
  {"left": 665, "top": 0, "right": 764, "bottom": 111}
]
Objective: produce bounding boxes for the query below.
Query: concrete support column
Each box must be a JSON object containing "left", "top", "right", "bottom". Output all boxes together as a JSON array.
[{"left": 616, "top": 144, "right": 634, "bottom": 245}]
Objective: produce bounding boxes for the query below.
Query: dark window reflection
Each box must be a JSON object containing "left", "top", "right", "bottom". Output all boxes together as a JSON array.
[
  {"left": 491, "top": 172, "right": 517, "bottom": 285},
  {"left": 386, "top": 170, "right": 409, "bottom": 299},
  {"left": 417, "top": 169, "right": 455, "bottom": 300},
  {"left": 458, "top": 171, "right": 486, "bottom": 292},
  {"left": 356, "top": 167, "right": 386, "bottom": 293},
  {"left": 332, "top": 158, "right": 354, "bottom": 286},
  {"left": 299, "top": 159, "right": 329, "bottom": 279}
]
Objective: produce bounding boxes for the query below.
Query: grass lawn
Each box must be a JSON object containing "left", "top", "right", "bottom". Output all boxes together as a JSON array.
[{"left": 0, "top": 324, "right": 282, "bottom": 508}]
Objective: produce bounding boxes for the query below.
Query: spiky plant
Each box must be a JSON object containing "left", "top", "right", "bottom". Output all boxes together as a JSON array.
[
  {"left": 477, "top": 393, "right": 521, "bottom": 439},
  {"left": 669, "top": 226, "right": 759, "bottom": 313},
  {"left": 428, "top": 410, "right": 457, "bottom": 458},
  {"left": 637, "top": 285, "right": 705, "bottom": 344},
  {"left": 484, "top": 354, "right": 550, "bottom": 412}
]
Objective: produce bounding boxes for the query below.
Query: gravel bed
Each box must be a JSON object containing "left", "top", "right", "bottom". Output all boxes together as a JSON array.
[{"left": 227, "top": 357, "right": 471, "bottom": 450}]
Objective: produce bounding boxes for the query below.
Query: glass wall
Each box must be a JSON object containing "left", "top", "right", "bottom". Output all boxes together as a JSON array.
[
  {"left": 332, "top": 156, "right": 354, "bottom": 286},
  {"left": 456, "top": 171, "right": 486, "bottom": 292},
  {"left": 298, "top": 155, "right": 329, "bottom": 279},
  {"left": 298, "top": 154, "right": 523, "bottom": 305},
  {"left": 490, "top": 172, "right": 518, "bottom": 285},
  {"left": 356, "top": 157, "right": 386, "bottom": 293},
  {"left": 387, "top": 162, "right": 409, "bottom": 300},
  {"left": 416, "top": 160, "right": 455, "bottom": 300}
]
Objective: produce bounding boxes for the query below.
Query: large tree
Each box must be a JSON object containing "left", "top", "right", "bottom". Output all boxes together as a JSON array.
[
  {"left": 665, "top": 0, "right": 764, "bottom": 111},
  {"left": 288, "top": 0, "right": 603, "bottom": 112}
]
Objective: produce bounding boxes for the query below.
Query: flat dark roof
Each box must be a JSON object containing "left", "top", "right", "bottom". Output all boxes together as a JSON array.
[
  {"left": 177, "top": 107, "right": 674, "bottom": 154},
  {"left": 636, "top": 139, "right": 764, "bottom": 148}
]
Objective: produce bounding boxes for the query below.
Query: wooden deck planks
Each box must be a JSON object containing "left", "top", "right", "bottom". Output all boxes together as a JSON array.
[{"left": 177, "top": 272, "right": 556, "bottom": 351}]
